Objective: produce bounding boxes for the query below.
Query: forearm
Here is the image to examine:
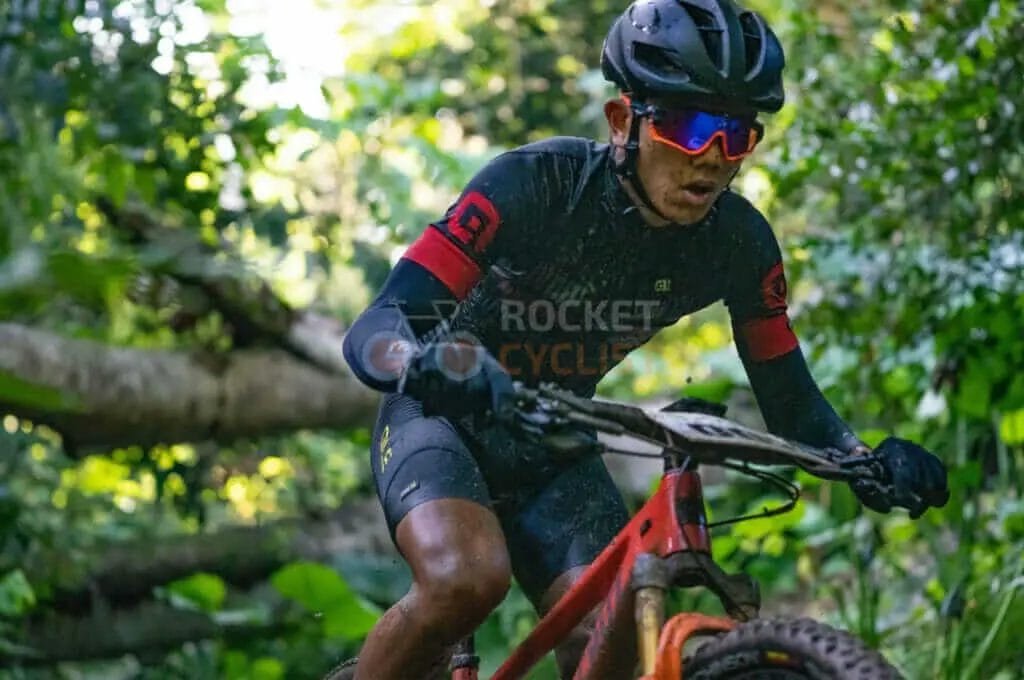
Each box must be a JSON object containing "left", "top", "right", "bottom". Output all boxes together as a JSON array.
[
  {"left": 342, "top": 259, "right": 460, "bottom": 392},
  {"left": 342, "top": 303, "right": 418, "bottom": 392},
  {"left": 744, "top": 348, "right": 863, "bottom": 453}
]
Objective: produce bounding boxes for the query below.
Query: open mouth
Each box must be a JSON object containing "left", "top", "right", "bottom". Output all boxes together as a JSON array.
[
  {"left": 679, "top": 180, "right": 718, "bottom": 206},
  {"left": 683, "top": 180, "right": 717, "bottom": 195}
]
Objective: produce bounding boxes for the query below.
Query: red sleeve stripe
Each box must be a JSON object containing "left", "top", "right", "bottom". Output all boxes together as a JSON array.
[
  {"left": 739, "top": 314, "right": 799, "bottom": 362},
  {"left": 403, "top": 227, "right": 482, "bottom": 300}
]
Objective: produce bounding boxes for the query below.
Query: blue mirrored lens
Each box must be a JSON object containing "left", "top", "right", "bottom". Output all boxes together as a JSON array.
[{"left": 653, "top": 109, "right": 755, "bottom": 156}]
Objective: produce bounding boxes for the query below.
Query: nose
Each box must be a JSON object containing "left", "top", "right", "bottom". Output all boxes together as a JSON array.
[{"left": 697, "top": 136, "right": 729, "bottom": 165}]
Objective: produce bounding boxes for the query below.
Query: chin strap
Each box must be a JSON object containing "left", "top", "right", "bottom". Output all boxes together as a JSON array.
[{"left": 614, "top": 98, "right": 674, "bottom": 222}]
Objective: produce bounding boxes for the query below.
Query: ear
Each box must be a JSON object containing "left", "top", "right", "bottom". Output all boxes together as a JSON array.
[{"left": 604, "top": 98, "right": 631, "bottom": 146}]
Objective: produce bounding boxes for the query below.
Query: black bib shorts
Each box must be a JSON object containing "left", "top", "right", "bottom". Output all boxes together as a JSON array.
[{"left": 370, "top": 393, "right": 629, "bottom": 604}]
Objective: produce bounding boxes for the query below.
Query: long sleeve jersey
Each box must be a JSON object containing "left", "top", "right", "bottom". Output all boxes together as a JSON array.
[{"left": 343, "top": 136, "right": 861, "bottom": 452}]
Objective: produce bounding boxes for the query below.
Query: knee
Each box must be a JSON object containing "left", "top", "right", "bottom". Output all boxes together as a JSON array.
[{"left": 417, "top": 549, "right": 511, "bottom": 633}]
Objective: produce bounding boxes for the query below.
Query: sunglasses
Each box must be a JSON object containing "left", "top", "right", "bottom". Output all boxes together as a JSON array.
[{"left": 624, "top": 96, "right": 764, "bottom": 161}]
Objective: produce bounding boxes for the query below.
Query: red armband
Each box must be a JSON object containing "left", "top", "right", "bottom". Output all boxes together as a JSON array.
[
  {"left": 739, "top": 315, "right": 799, "bottom": 362},
  {"left": 403, "top": 228, "right": 482, "bottom": 300}
]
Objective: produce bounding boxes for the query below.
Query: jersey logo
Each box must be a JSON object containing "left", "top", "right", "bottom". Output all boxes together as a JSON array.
[
  {"left": 448, "top": 191, "right": 499, "bottom": 254},
  {"left": 760, "top": 262, "right": 788, "bottom": 311},
  {"left": 654, "top": 278, "right": 672, "bottom": 293},
  {"left": 379, "top": 425, "right": 393, "bottom": 471}
]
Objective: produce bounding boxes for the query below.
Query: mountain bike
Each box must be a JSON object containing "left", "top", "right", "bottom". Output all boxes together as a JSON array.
[{"left": 327, "top": 383, "right": 904, "bottom": 679}]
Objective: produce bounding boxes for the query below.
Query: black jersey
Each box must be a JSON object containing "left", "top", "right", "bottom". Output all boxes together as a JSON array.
[
  {"left": 344, "top": 136, "right": 861, "bottom": 452},
  {"left": 404, "top": 137, "right": 796, "bottom": 395}
]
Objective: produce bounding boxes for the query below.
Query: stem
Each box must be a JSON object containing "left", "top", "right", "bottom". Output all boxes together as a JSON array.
[
  {"left": 948, "top": 617, "right": 965, "bottom": 679},
  {"left": 992, "top": 411, "right": 1010, "bottom": 496},
  {"left": 962, "top": 563, "right": 1023, "bottom": 679}
]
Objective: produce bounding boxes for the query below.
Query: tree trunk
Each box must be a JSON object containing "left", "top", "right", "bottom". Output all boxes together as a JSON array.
[
  {"left": 0, "top": 323, "right": 380, "bottom": 450},
  {"left": 20, "top": 599, "right": 297, "bottom": 664},
  {"left": 51, "top": 498, "right": 395, "bottom": 614}
]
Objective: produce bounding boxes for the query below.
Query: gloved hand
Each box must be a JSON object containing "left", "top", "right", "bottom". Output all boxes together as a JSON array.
[
  {"left": 398, "top": 341, "right": 514, "bottom": 419},
  {"left": 851, "top": 437, "right": 950, "bottom": 519}
]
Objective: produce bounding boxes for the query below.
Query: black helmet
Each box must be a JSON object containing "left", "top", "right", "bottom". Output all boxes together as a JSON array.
[{"left": 601, "top": 0, "right": 785, "bottom": 113}]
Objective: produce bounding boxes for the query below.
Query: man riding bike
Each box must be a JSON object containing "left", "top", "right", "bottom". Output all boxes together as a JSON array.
[{"left": 341, "top": 1, "right": 950, "bottom": 678}]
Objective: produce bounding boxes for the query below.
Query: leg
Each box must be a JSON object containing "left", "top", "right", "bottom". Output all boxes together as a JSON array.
[
  {"left": 500, "top": 453, "right": 633, "bottom": 680},
  {"left": 538, "top": 566, "right": 637, "bottom": 680},
  {"left": 355, "top": 498, "right": 511, "bottom": 680},
  {"left": 356, "top": 395, "right": 510, "bottom": 680}
]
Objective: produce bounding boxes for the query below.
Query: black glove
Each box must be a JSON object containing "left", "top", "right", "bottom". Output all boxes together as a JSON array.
[
  {"left": 398, "top": 342, "right": 514, "bottom": 419},
  {"left": 851, "top": 437, "right": 950, "bottom": 519}
]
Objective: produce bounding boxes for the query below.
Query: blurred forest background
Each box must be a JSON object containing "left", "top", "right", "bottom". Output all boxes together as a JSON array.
[{"left": 0, "top": 0, "right": 1022, "bottom": 678}]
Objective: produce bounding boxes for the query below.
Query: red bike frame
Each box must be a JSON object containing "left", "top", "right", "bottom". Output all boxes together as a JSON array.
[{"left": 480, "top": 466, "right": 730, "bottom": 680}]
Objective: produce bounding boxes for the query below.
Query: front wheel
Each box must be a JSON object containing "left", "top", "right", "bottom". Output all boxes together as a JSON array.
[{"left": 684, "top": 617, "right": 903, "bottom": 679}]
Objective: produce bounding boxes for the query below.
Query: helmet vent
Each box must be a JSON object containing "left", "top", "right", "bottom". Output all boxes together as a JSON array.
[
  {"left": 633, "top": 42, "right": 688, "bottom": 78},
  {"left": 738, "top": 12, "right": 763, "bottom": 73},
  {"left": 680, "top": 2, "right": 724, "bottom": 70}
]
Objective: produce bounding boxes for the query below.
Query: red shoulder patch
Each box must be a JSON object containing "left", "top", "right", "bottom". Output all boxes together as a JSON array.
[
  {"left": 760, "top": 262, "right": 788, "bottom": 311},
  {"left": 447, "top": 191, "right": 500, "bottom": 254}
]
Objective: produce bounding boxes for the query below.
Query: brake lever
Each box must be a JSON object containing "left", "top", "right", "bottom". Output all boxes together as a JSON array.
[
  {"left": 836, "top": 452, "right": 889, "bottom": 481},
  {"left": 536, "top": 383, "right": 656, "bottom": 436}
]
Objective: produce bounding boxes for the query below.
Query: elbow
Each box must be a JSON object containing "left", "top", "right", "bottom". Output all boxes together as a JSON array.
[{"left": 342, "top": 305, "right": 416, "bottom": 392}]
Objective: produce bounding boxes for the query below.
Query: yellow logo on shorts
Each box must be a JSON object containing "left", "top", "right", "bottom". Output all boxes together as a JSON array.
[{"left": 379, "top": 425, "right": 393, "bottom": 471}]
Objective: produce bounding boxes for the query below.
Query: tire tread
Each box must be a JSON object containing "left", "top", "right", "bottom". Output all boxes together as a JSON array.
[{"left": 685, "top": 617, "right": 904, "bottom": 679}]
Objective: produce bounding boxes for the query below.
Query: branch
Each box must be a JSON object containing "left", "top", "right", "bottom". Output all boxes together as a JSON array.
[
  {"left": 19, "top": 599, "right": 297, "bottom": 664},
  {"left": 50, "top": 498, "right": 395, "bottom": 614},
  {"left": 99, "top": 198, "right": 351, "bottom": 372},
  {"left": 0, "top": 323, "right": 379, "bottom": 450}
]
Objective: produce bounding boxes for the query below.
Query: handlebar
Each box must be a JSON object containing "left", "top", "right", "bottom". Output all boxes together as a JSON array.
[{"left": 500, "top": 382, "right": 891, "bottom": 490}]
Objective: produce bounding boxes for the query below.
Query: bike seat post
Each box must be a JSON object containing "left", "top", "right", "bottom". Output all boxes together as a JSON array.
[{"left": 451, "top": 634, "right": 480, "bottom": 680}]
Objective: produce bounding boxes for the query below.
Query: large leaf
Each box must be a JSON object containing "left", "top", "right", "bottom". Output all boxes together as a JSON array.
[
  {"left": 0, "top": 570, "right": 36, "bottom": 617},
  {"left": 166, "top": 572, "right": 227, "bottom": 613},
  {"left": 271, "top": 561, "right": 379, "bottom": 640}
]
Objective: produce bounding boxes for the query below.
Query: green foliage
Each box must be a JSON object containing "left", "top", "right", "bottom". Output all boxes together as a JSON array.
[
  {"left": 0, "top": 0, "right": 1021, "bottom": 677},
  {"left": 166, "top": 572, "right": 228, "bottom": 613},
  {"left": 0, "top": 570, "right": 36, "bottom": 617},
  {"left": 271, "top": 561, "right": 379, "bottom": 640},
  {"left": 0, "top": 372, "right": 82, "bottom": 412}
]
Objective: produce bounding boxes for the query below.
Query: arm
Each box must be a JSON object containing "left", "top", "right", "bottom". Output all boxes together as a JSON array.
[
  {"left": 741, "top": 346, "right": 865, "bottom": 453},
  {"left": 724, "top": 206, "right": 864, "bottom": 453},
  {"left": 343, "top": 149, "right": 555, "bottom": 394},
  {"left": 724, "top": 201, "right": 948, "bottom": 516},
  {"left": 341, "top": 259, "right": 457, "bottom": 392}
]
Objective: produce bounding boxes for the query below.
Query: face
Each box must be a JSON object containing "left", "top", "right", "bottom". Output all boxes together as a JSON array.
[{"left": 605, "top": 98, "right": 747, "bottom": 226}]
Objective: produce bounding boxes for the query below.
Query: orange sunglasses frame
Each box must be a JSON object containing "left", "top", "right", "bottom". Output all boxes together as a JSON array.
[{"left": 622, "top": 95, "right": 762, "bottom": 161}]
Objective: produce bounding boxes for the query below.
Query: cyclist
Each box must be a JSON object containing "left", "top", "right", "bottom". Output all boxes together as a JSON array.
[{"left": 341, "top": 1, "right": 949, "bottom": 678}]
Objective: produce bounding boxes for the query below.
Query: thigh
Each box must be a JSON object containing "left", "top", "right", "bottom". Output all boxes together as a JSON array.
[
  {"left": 501, "top": 454, "right": 630, "bottom": 607},
  {"left": 371, "top": 393, "right": 492, "bottom": 539}
]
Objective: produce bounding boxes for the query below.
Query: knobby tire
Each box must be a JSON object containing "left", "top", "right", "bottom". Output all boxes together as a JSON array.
[{"left": 684, "top": 617, "right": 904, "bottom": 679}]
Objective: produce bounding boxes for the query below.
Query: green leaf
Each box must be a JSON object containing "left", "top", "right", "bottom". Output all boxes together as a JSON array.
[
  {"left": 955, "top": 370, "right": 992, "bottom": 419},
  {"left": 47, "top": 250, "right": 134, "bottom": 309},
  {"left": 998, "top": 409, "right": 1024, "bottom": 445},
  {"left": 0, "top": 370, "right": 82, "bottom": 412},
  {"left": 271, "top": 562, "right": 349, "bottom": 611},
  {"left": 271, "top": 561, "right": 380, "bottom": 639},
  {"left": 102, "top": 147, "right": 133, "bottom": 207},
  {"left": 249, "top": 657, "right": 285, "bottom": 680},
  {"left": 0, "top": 570, "right": 36, "bottom": 617},
  {"left": 166, "top": 572, "right": 227, "bottom": 613},
  {"left": 322, "top": 602, "right": 379, "bottom": 640},
  {"left": 680, "top": 377, "right": 735, "bottom": 404}
]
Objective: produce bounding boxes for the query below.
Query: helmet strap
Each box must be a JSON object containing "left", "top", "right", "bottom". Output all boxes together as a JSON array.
[{"left": 613, "top": 100, "right": 674, "bottom": 222}]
